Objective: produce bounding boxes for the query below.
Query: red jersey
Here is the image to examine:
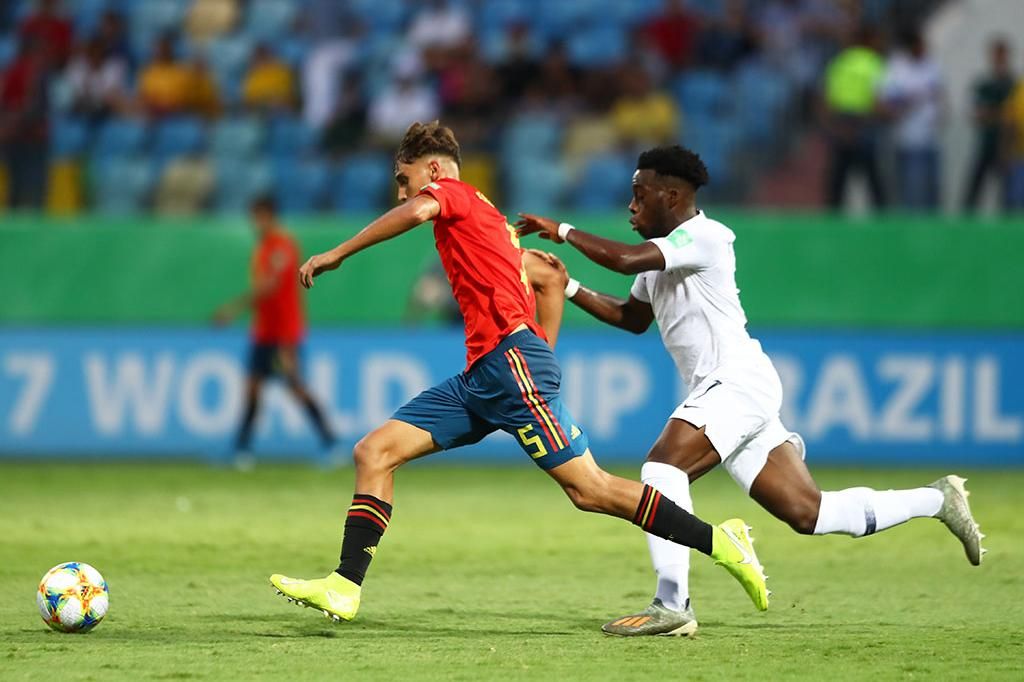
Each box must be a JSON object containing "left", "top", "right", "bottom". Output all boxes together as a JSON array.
[
  {"left": 418, "top": 178, "right": 546, "bottom": 369},
  {"left": 251, "top": 230, "right": 304, "bottom": 344}
]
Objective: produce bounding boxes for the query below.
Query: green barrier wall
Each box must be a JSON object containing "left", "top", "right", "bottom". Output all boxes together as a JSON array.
[{"left": 1, "top": 213, "right": 1022, "bottom": 328}]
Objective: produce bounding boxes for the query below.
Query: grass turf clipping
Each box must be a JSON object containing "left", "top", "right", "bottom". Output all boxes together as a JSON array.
[{"left": 1, "top": 463, "right": 1020, "bottom": 681}]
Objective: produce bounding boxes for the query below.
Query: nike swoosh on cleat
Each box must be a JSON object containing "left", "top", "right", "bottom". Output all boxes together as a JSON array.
[{"left": 722, "top": 526, "right": 754, "bottom": 565}]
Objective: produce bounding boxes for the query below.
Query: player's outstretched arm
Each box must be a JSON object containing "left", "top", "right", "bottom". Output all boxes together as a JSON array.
[
  {"left": 515, "top": 213, "right": 666, "bottom": 275},
  {"left": 299, "top": 195, "right": 440, "bottom": 288},
  {"left": 528, "top": 250, "right": 653, "bottom": 335}
]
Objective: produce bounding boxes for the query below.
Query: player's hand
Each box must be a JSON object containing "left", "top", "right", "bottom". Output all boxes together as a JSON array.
[
  {"left": 515, "top": 213, "right": 563, "bottom": 243},
  {"left": 298, "top": 252, "right": 340, "bottom": 289},
  {"left": 524, "top": 248, "right": 569, "bottom": 282}
]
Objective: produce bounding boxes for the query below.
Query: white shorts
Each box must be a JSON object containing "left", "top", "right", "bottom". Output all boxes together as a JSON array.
[{"left": 671, "top": 359, "right": 806, "bottom": 492}]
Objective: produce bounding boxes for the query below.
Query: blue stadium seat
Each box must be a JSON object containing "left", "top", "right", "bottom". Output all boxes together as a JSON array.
[
  {"left": 501, "top": 116, "right": 562, "bottom": 163},
  {"left": 274, "top": 36, "right": 308, "bottom": 69},
  {"left": 535, "top": 0, "right": 599, "bottom": 37},
  {"left": 209, "top": 117, "right": 265, "bottom": 159},
  {"left": 204, "top": 34, "right": 253, "bottom": 89},
  {"left": 151, "top": 117, "right": 206, "bottom": 167},
  {"left": 267, "top": 116, "right": 317, "bottom": 162},
  {"left": 478, "top": 0, "right": 536, "bottom": 30},
  {"left": 213, "top": 158, "right": 272, "bottom": 213},
  {"left": 272, "top": 159, "right": 330, "bottom": 213},
  {"left": 567, "top": 24, "right": 626, "bottom": 68},
  {"left": 0, "top": 36, "right": 16, "bottom": 68},
  {"left": 70, "top": 0, "right": 117, "bottom": 35},
  {"left": 94, "top": 119, "right": 148, "bottom": 159},
  {"left": 332, "top": 154, "right": 393, "bottom": 212},
  {"left": 51, "top": 117, "right": 90, "bottom": 159},
  {"left": 734, "top": 63, "right": 791, "bottom": 143},
  {"left": 573, "top": 153, "right": 634, "bottom": 210},
  {"left": 245, "top": 0, "right": 299, "bottom": 41},
  {"left": 505, "top": 157, "right": 567, "bottom": 215},
  {"left": 682, "top": 119, "right": 741, "bottom": 186},
  {"left": 93, "top": 157, "right": 155, "bottom": 215},
  {"left": 347, "top": 0, "right": 408, "bottom": 32},
  {"left": 674, "top": 70, "right": 733, "bottom": 118},
  {"left": 129, "top": 0, "right": 188, "bottom": 53}
]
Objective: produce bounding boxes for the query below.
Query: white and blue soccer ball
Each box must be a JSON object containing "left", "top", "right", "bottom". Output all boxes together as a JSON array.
[{"left": 37, "top": 562, "right": 109, "bottom": 633}]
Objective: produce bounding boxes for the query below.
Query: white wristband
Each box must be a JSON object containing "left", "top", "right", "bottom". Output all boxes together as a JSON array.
[
  {"left": 564, "top": 277, "right": 581, "bottom": 299},
  {"left": 557, "top": 222, "right": 575, "bottom": 240}
]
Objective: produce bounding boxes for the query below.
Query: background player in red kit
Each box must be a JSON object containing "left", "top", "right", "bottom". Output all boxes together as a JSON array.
[
  {"left": 269, "top": 122, "right": 769, "bottom": 625},
  {"left": 213, "top": 195, "right": 335, "bottom": 465}
]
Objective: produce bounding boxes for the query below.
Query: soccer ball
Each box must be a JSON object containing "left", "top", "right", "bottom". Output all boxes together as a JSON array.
[{"left": 37, "top": 562, "right": 109, "bottom": 633}]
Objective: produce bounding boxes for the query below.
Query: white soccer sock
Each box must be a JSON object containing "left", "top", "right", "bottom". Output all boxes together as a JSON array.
[
  {"left": 813, "top": 486, "right": 943, "bottom": 537},
  {"left": 641, "top": 461, "right": 691, "bottom": 611}
]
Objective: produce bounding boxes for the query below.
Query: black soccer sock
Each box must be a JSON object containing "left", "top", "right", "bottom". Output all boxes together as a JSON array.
[
  {"left": 299, "top": 394, "right": 335, "bottom": 447},
  {"left": 633, "top": 484, "right": 713, "bottom": 556},
  {"left": 234, "top": 397, "right": 259, "bottom": 451},
  {"left": 335, "top": 494, "right": 392, "bottom": 585}
]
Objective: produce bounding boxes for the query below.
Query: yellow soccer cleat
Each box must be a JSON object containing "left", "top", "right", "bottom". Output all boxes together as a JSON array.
[
  {"left": 270, "top": 572, "right": 361, "bottom": 622},
  {"left": 712, "top": 518, "right": 770, "bottom": 611}
]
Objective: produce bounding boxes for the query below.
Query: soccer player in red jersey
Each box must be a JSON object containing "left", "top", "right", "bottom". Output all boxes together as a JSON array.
[
  {"left": 269, "top": 122, "right": 768, "bottom": 625},
  {"left": 214, "top": 196, "right": 335, "bottom": 465}
]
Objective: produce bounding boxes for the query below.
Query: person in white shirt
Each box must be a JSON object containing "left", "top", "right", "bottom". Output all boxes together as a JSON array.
[
  {"left": 516, "top": 145, "right": 983, "bottom": 637},
  {"left": 879, "top": 29, "right": 944, "bottom": 210}
]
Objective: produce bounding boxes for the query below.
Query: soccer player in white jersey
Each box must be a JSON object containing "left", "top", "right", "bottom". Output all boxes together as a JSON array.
[{"left": 516, "top": 145, "right": 984, "bottom": 637}]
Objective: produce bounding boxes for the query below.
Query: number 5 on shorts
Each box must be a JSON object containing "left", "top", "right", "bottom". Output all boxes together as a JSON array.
[{"left": 517, "top": 425, "right": 548, "bottom": 460}]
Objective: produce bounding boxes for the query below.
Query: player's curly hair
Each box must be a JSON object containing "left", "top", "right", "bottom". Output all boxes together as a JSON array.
[
  {"left": 636, "top": 145, "right": 709, "bottom": 190},
  {"left": 395, "top": 121, "right": 462, "bottom": 167}
]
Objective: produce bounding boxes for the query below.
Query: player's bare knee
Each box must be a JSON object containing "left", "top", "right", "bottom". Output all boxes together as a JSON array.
[{"left": 352, "top": 436, "right": 394, "bottom": 475}]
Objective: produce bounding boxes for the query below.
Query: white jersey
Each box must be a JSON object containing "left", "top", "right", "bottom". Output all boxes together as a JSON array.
[{"left": 630, "top": 210, "right": 768, "bottom": 391}]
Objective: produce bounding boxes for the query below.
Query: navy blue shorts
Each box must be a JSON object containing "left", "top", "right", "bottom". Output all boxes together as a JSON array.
[
  {"left": 392, "top": 330, "right": 589, "bottom": 470},
  {"left": 248, "top": 343, "right": 300, "bottom": 379}
]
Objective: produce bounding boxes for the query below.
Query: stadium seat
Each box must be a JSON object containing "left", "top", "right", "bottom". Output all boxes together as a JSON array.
[
  {"left": 0, "top": 36, "right": 16, "bottom": 68},
  {"left": 267, "top": 116, "right": 317, "bottom": 162},
  {"left": 573, "top": 153, "right": 634, "bottom": 210},
  {"left": 209, "top": 117, "right": 265, "bottom": 159},
  {"left": 93, "top": 119, "right": 148, "bottom": 159},
  {"left": 347, "top": 0, "right": 408, "bottom": 32},
  {"left": 51, "top": 118, "right": 90, "bottom": 159},
  {"left": 272, "top": 159, "right": 330, "bottom": 213},
  {"left": 151, "top": 117, "right": 207, "bottom": 167},
  {"left": 567, "top": 24, "right": 627, "bottom": 68},
  {"left": 70, "top": 0, "right": 115, "bottom": 35},
  {"left": 332, "top": 154, "right": 392, "bottom": 212},
  {"left": 130, "top": 0, "right": 189, "bottom": 54},
  {"left": 505, "top": 157, "right": 567, "bottom": 215},
  {"left": 213, "top": 158, "right": 272, "bottom": 213},
  {"left": 734, "top": 63, "right": 792, "bottom": 143},
  {"left": 203, "top": 34, "right": 253, "bottom": 89},
  {"left": 674, "top": 70, "right": 733, "bottom": 118},
  {"left": 92, "top": 157, "right": 155, "bottom": 215},
  {"left": 535, "top": 0, "right": 599, "bottom": 37},
  {"left": 245, "top": 0, "right": 298, "bottom": 41},
  {"left": 501, "top": 116, "right": 562, "bottom": 164},
  {"left": 682, "top": 119, "right": 741, "bottom": 186},
  {"left": 478, "top": 0, "right": 536, "bottom": 30}
]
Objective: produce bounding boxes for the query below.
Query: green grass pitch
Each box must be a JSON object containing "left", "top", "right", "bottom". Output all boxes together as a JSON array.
[{"left": 1, "top": 462, "right": 1021, "bottom": 681}]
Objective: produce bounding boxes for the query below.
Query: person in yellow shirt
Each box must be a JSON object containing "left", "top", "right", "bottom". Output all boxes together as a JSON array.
[
  {"left": 138, "top": 35, "right": 192, "bottom": 116},
  {"left": 610, "top": 70, "right": 679, "bottom": 149},
  {"left": 188, "top": 56, "right": 222, "bottom": 119},
  {"left": 241, "top": 44, "right": 295, "bottom": 112},
  {"left": 1002, "top": 79, "right": 1024, "bottom": 208}
]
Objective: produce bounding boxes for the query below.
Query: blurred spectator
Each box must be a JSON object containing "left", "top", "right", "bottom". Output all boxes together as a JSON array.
[
  {"left": 538, "top": 43, "right": 581, "bottom": 111},
  {"left": 155, "top": 157, "right": 214, "bottom": 215},
  {"left": 300, "top": 3, "right": 360, "bottom": 130},
  {"left": 0, "top": 38, "right": 52, "bottom": 209},
  {"left": 321, "top": 71, "right": 367, "bottom": 156},
  {"left": 65, "top": 37, "right": 130, "bottom": 126},
  {"left": 138, "top": 36, "right": 193, "bottom": 117},
  {"left": 188, "top": 56, "right": 222, "bottom": 119},
  {"left": 367, "top": 58, "right": 439, "bottom": 145},
  {"left": 96, "top": 10, "right": 134, "bottom": 72},
  {"left": 407, "top": 0, "right": 470, "bottom": 51},
  {"left": 821, "top": 26, "right": 887, "bottom": 210},
  {"left": 641, "top": 0, "right": 699, "bottom": 69},
  {"left": 1004, "top": 80, "right": 1024, "bottom": 209},
  {"left": 879, "top": 28, "right": 944, "bottom": 211},
  {"left": 696, "top": 0, "right": 755, "bottom": 72},
  {"left": 443, "top": 52, "right": 500, "bottom": 152},
  {"left": 496, "top": 23, "right": 540, "bottom": 103},
  {"left": 962, "top": 38, "right": 1016, "bottom": 212},
  {"left": 19, "top": 0, "right": 72, "bottom": 66},
  {"left": 242, "top": 44, "right": 295, "bottom": 113},
  {"left": 610, "top": 69, "right": 679, "bottom": 149},
  {"left": 185, "top": 0, "right": 239, "bottom": 45}
]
